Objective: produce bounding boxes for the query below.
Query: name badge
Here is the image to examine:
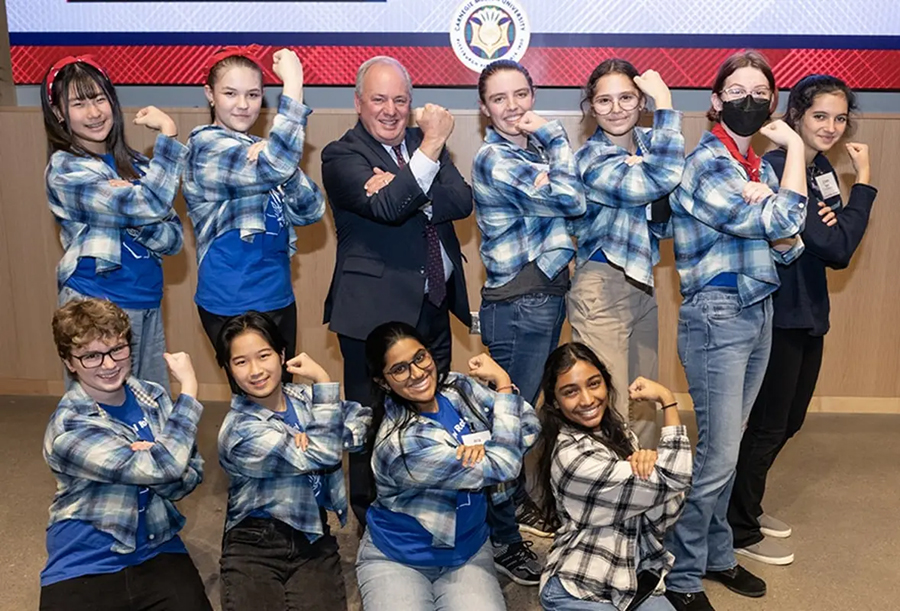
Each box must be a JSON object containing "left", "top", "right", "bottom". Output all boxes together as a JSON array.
[
  {"left": 461, "top": 430, "right": 491, "bottom": 446},
  {"left": 814, "top": 172, "right": 841, "bottom": 200}
]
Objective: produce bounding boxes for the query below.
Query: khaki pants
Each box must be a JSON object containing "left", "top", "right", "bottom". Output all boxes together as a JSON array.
[{"left": 567, "top": 260, "right": 660, "bottom": 448}]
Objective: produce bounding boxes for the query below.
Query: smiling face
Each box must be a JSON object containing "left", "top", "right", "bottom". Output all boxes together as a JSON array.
[
  {"left": 796, "top": 92, "right": 849, "bottom": 154},
  {"left": 380, "top": 337, "right": 438, "bottom": 409},
  {"left": 553, "top": 359, "right": 609, "bottom": 429},
  {"left": 355, "top": 62, "right": 411, "bottom": 146},
  {"left": 479, "top": 68, "right": 535, "bottom": 141},
  {"left": 63, "top": 81, "right": 113, "bottom": 155},
  {"left": 65, "top": 335, "right": 132, "bottom": 401},
  {"left": 205, "top": 65, "right": 263, "bottom": 134},
  {"left": 591, "top": 72, "right": 643, "bottom": 138},
  {"left": 227, "top": 330, "right": 285, "bottom": 403}
]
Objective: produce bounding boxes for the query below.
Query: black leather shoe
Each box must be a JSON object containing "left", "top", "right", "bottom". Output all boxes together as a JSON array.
[
  {"left": 705, "top": 564, "right": 766, "bottom": 598},
  {"left": 665, "top": 590, "right": 716, "bottom": 611}
]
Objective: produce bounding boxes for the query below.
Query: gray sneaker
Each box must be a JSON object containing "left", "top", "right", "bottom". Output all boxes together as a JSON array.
[
  {"left": 759, "top": 513, "right": 792, "bottom": 538},
  {"left": 736, "top": 537, "right": 794, "bottom": 566},
  {"left": 493, "top": 540, "right": 542, "bottom": 586}
]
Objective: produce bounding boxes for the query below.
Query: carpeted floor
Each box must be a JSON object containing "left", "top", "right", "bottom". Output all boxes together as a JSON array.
[{"left": 1, "top": 395, "right": 897, "bottom": 611}]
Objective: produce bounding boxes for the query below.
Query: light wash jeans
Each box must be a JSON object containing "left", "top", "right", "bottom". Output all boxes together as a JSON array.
[
  {"left": 540, "top": 576, "right": 675, "bottom": 611},
  {"left": 355, "top": 531, "right": 506, "bottom": 611},
  {"left": 665, "top": 288, "right": 773, "bottom": 593},
  {"left": 59, "top": 286, "right": 171, "bottom": 394},
  {"left": 480, "top": 292, "right": 566, "bottom": 544}
]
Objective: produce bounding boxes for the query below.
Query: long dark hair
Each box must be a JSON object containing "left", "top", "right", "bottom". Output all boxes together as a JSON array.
[
  {"left": 535, "top": 342, "right": 635, "bottom": 525},
  {"left": 580, "top": 58, "right": 642, "bottom": 122},
  {"left": 784, "top": 74, "right": 858, "bottom": 136},
  {"left": 214, "top": 310, "right": 287, "bottom": 395},
  {"left": 41, "top": 60, "right": 142, "bottom": 180},
  {"left": 365, "top": 321, "right": 488, "bottom": 480}
]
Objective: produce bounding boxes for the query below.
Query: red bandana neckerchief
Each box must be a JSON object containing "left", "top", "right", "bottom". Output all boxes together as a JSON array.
[{"left": 712, "top": 122, "right": 761, "bottom": 182}]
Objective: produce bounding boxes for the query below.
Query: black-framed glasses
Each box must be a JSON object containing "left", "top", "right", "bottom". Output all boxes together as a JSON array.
[
  {"left": 385, "top": 349, "right": 434, "bottom": 382},
  {"left": 71, "top": 344, "right": 131, "bottom": 369},
  {"left": 592, "top": 93, "right": 641, "bottom": 116}
]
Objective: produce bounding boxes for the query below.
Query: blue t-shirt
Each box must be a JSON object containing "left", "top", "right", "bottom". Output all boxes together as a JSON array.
[
  {"left": 367, "top": 393, "right": 489, "bottom": 567},
  {"left": 41, "top": 387, "right": 187, "bottom": 586},
  {"left": 195, "top": 189, "right": 295, "bottom": 315},
  {"left": 65, "top": 154, "right": 163, "bottom": 310}
]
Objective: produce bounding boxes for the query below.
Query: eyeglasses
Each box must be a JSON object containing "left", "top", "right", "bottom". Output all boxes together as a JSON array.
[
  {"left": 592, "top": 93, "right": 640, "bottom": 116},
  {"left": 385, "top": 349, "right": 434, "bottom": 382},
  {"left": 71, "top": 344, "right": 132, "bottom": 369},
  {"left": 721, "top": 86, "right": 772, "bottom": 101}
]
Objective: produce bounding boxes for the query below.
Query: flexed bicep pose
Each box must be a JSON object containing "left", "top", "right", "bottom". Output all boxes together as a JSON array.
[
  {"left": 568, "top": 59, "right": 685, "bottom": 449},
  {"left": 183, "top": 47, "right": 324, "bottom": 377},
  {"left": 728, "top": 75, "right": 877, "bottom": 566},
  {"left": 321, "top": 56, "right": 473, "bottom": 534},
  {"left": 665, "top": 51, "right": 808, "bottom": 611},
  {"left": 535, "top": 343, "right": 692, "bottom": 611},
  {"left": 355, "top": 322, "right": 540, "bottom": 610},
  {"left": 214, "top": 312, "right": 372, "bottom": 611},
  {"left": 472, "top": 61, "right": 587, "bottom": 578},
  {"left": 40, "top": 299, "right": 210, "bottom": 611},
  {"left": 42, "top": 57, "right": 187, "bottom": 391}
]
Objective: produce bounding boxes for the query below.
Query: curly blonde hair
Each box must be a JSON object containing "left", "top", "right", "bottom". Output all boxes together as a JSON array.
[{"left": 52, "top": 298, "right": 132, "bottom": 360}]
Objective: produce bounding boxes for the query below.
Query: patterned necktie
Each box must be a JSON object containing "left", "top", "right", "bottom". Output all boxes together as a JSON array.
[{"left": 392, "top": 145, "right": 446, "bottom": 306}]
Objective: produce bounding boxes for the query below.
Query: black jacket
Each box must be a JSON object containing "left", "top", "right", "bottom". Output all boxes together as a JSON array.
[
  {"left": 765, "top": 149, "right": 876, "bottom": 336},
  {"left": 321, "top": 121, "right": 473, "bottom": 339}
]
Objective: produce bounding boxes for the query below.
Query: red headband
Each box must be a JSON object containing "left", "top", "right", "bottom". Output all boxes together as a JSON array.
[
  {"left": 204, "top": 45, "right": 266, "bottom": 73},
  {"left": 46, "top": 55, "right": 108, "bottom": 106}
]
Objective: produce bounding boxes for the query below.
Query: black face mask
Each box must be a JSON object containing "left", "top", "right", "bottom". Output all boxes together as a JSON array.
[{"left": 720, "top": 95, "right": 771, "bottom": 137}]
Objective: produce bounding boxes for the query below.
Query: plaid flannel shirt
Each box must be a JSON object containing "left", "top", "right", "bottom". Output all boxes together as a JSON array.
[
  {"left": 182, "top": 95, "right": 325, "bottom": 266},
  {"left": 371, "top": 373, "right": 540, "bottom": 548},
  {"left": 46, "top": 135, "right": 187, "bottom": 289},
  {"left": 473, "top": 121, "right": 586, "bottom": 288},
  {"left": 671, "top": 131, "right": 807, "bottom": 305},
  {"left": 571, "top": 110, "right": 685, "bottom": 287},
  {"left": 542, "top": 425, "right": 692, "bottom": 610},
  {"left": 218, "top": 383, "right": 371, "bottom": 538},
  {"left": 43, "top": 377, "right": 204, "bottom": 554}
]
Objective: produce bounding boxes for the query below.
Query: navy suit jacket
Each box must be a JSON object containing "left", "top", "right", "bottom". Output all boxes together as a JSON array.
[{"left": 321, "top": 121, "right": 473, "bottom": 340}]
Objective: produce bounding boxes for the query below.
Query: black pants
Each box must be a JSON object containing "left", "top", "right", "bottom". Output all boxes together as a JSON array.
[
  {"left": 198, "top": 302, "right": 298, "bottom": 392},
  {"left": 340, "top": 291, "right": 452, "bottom": 527},
  {"left": 729, "top": 327, "right": 824, "bottom": 547},
  {"left": 219, "top": 517, "right": 346, "bottom": 611},
  {"left": 39, "top": 552, "right": 212, "bottom": 611}
]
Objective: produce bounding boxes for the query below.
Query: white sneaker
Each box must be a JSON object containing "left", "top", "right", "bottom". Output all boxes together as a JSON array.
[
  {"left": 759, "top": 513, "right": 792, "bottom": 538},
  {"left": 736, "top": 537, "right": 795, "bottom": 566}
]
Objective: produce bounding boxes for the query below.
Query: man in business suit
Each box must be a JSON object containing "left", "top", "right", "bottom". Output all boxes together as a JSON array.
[{"left": 321, "top": 55, "right": 472, "bottom": 523}]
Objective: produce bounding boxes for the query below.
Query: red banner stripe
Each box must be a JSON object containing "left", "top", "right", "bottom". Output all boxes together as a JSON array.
[{"left": 12, "top": 45, "right": 900, "bottom": 89}]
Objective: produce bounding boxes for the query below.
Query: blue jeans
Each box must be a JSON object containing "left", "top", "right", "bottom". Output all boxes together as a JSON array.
[
  {"left": 665, "top": 289, "right": 773, "bottom": 593},
  {"left": 59, "top": 286, "right": 171, "bottom": 394},
  {"left": 355, "top": 531, "right": 506, "bottom": 611},
  {"left": 540, "top": 576, "right": 675, "bottom": 611},
  {"left": 480, "top": 293, "right": 566, "bottom": 544}
]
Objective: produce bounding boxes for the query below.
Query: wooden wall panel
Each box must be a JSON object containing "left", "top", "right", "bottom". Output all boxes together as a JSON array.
[{"left": 0, "top": 107, "right": 898, "bottom": 406}]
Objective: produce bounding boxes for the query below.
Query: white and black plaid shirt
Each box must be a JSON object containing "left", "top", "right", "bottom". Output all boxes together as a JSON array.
[{"left": 541, "top": 425, "right": 693, "bottom": 609}]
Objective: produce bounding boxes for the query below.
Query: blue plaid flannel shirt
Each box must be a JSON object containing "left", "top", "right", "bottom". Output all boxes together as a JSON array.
[
  {"left": 46, "top": 135, "right": 187, "bottom": 289},
  {"left": 218, "top": 382, "right": 371, "bottom": 539},
  {"left": 571, "top": 110, "right": 685, "bottom": 287},
  {"left": 43, "top": 377, "right": 204, "bottom": 554},
  {"left": 671, "top": 131, "right": 807, "bottom": 305},
  {"left": 472, "top": 121, "right": 586, "bottom": 288},
  {"left": 182, "top": 95, "right": 325, "bottom": 266},
  {"left": 371, "top": 373, "right": 540, "bottom": 548}
]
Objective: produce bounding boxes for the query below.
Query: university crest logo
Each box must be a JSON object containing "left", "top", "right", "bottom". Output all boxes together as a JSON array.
[{"left": 450, "top": 0, "right": 531, "bottom": 73}]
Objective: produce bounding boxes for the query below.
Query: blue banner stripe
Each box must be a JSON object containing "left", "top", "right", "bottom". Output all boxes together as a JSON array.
[{"left": 10, "top": 32, "right": 900, "bottom": 50}]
